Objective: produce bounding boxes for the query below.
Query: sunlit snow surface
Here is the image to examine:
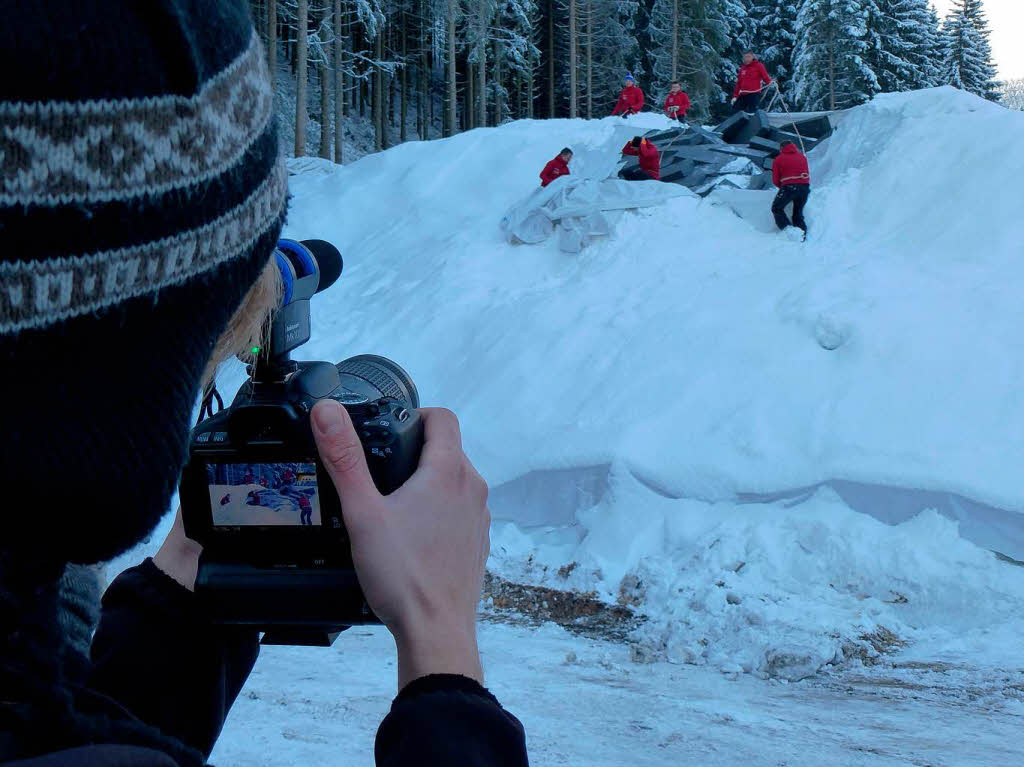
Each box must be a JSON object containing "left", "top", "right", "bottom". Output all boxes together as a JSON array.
[{"left": 118, "top": 88, "right": 1024, "bottom": 764}]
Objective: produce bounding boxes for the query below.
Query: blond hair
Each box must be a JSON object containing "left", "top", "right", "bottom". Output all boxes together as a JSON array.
[{"left": 202, "top": 257, "right": 281, "bottom": 385}]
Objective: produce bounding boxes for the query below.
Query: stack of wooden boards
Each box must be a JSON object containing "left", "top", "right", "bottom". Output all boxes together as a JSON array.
[{"left": 619, "top": 110, "right": 834, "bottom": 196}]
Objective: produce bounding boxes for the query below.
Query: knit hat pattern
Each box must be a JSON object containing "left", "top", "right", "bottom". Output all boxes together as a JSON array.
[{"left": 0, "top": 0, "right": 288, "bottom": 564}]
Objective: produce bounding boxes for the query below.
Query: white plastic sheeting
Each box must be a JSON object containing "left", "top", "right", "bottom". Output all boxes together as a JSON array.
[{"left": 500, "top": 176, "right": 692, "bottom": 253}]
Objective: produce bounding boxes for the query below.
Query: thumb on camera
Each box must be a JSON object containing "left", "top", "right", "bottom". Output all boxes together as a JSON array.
[{"left": 312, "top": 400, "right": 378, "bottom": 508}]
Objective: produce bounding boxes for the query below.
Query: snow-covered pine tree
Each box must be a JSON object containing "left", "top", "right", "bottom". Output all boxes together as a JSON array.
[
  {"left": 646, "top": 0, "right": 683, "bottom": 95},
  {"left": 295, "top": 0, "right": 308, "bottom": 156},
  {"left": 492, "top": 0, "right": 541, "bottom": 123},
  {"left": 267, "top": 0, "right": 278, "bottom": 92},
  {"left": 524, "top": 0, "right": 543, "bottom": 117},
  {"left": 597, "top": 1, "right": 643, "bottom": 115},
  {"left": 718, "top": 0, "right": 759, "bottom": 112},
  {"left": 333, "top": 0, "right": 344, "bottom": 162},
  {"left": 466, "top": 0, "right": 497, "bottom": 127},
  {"left": 862, "top": 0, "right": 919, "bottom": 94},
  {"left": 889, "top": 0, "right": 945, "bottom": 89},
  {"left": 567, "top": 0, "right": 578, "bottom": 117},
  {"left": 792, "top": 0, "right": 878, "bottom": 111},
  {"left": 749, "top": 0, "right": 799, "bottom": 102},
  {"left": 581, "top": 0, "right": 594, "bottom": 117},
  {"left": 923, "top": 3, "right": 946, "bottom": 86},
  {"left": 551, "top": 0, "right": 581, "bottom": 117},
  {"left": 648, "top": 0, "right": 731, "bottom": 121},
  {"left": 445, "top": 0, "right": 459, "bottom": 134},
  {"left": 941, "top": 1, "right": 999, "bottom": 100},
  {"left": 552, "top": 0, "right": 640, "bottom": 118},
  {"left": 861, "top": 0, "right": 945, "bottom": 94}
]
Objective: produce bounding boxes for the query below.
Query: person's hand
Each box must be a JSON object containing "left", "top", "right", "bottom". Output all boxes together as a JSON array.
[
  {"left": 153, "top": 507, "right": 203, "bottom": 591},
  {"left": 731, "top": 97, "right": 736, "bottom": 105},
  {"left": 312, "top": 400, "right": 489, "bottom": 689}
]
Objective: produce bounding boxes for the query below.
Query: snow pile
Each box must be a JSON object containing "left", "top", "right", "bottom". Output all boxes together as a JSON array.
[
  {"left": 269, "top": 87, "right": 1024, "bottom": 676},
  {"left": 492, "top": 472, "right": 1024, "bottom": 679},
  {"left": 500, "top": 176, "right": 691, "bottom": 252}
]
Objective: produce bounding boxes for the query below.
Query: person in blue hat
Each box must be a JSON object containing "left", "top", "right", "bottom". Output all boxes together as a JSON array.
[{"left": 612, "top": 74, "right": 645, "bottom": 117}]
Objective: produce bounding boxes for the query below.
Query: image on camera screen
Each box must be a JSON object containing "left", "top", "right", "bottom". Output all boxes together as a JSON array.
[{"left": 208, "top": 463, "right": 322, "bottom": 527}]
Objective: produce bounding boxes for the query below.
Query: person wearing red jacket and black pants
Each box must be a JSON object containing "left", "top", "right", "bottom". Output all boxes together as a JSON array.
[
  {"left": 663, "top": 82, "right": 691, "bottom": 122},
  {"left": 732, "top": 50, "right": 772, "bottom": 114},
  {"left": 540, "top": 148, "right": 572, "bottom": 187},
  {"left": 771, "top": 141, "right": 811, "bottom": 238},
  {"left": 612, "top": 75, "right": 644, "bottom": 117},
  {"left": 620, "top": 136, "right": 660, "bottom": 181}
]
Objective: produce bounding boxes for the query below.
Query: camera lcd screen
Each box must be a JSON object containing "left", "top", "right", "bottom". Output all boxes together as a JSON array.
[{"left": 208, "top": 463, "right": 322, "bottom": 527}]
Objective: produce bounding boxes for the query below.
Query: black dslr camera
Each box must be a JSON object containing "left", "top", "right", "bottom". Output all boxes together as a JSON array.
[{"left": 180, "top": 239, "right": 423, "bottom": 646}]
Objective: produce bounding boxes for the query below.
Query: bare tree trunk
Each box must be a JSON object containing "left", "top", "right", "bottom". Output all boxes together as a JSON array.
[
  {"left": 401, "top": 19, "right": 408, "bottom": 142},
  {"left": 388, "top": 25, "right": 396, "bottom": 130},
  {"left": 350, "top": 14, "right": 359, "bottom": 115},
  {"left": 295, "top": 0, "right": 308, "bottom": 156},
  {"left": 547, "top": 0, "right": 554, "bottom": 117},
  {"left": 386, "top": 26, "right": 393, "bottom": 129},
  {"left": 568, "top": 0, "right": 577, "bottom": 118},
  {"left": 828, "top": 43, "right": 836, "bottom": 110},
  {"left": 494, "top": 38, "right": 502, "bottom": 124},
  {"left": 334, "top": 0, "right": 343, "bottom": 163},
  {"left": 319, "top": 63, "right": 331, "bottom": 158},
  {"left": 420, "top": 0, "right": 429, "bottom": 139},
  {"left": 467, "top": 60, "right": 475, "bottom": 129},
  {"left": 585, "top": 0, "right": 592, "bottom": 118},
  {"left": 388, "top": 71, "right": 395, "bottom": 129},
  {"left": 477, "top": 0, "right": 487, "bottom": 128},
  {"left": 374, "top": 30, "right": 384, "bottom": 150},
  {"left": 447, "top": 0, "right": 457, "bottom": 136},
  {"left": 285, "top": 15, "right": 293, "bottom": 68},
  {"left": 671, "top": 0, "right": 678, "bottom": 81},
  {"left": 527, "top": 59, "right": 534, "bottom": 118},
  {"left": 267, "top": 0, "right": 276, "bottom": 92}
]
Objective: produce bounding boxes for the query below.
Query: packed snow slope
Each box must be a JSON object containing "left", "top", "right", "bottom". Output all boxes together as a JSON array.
[{"left": 269, "top": 87, "right": 1024, "bottom": 677}]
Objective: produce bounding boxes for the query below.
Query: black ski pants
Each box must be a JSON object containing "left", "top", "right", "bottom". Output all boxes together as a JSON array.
[
  {"left": 619, "top": 166, "right": 657, "bottom": 182},
  {"left": 733, "top": 92, "right": 762, "bottom": 113},
  {"left": 772, "top": 184, "right": 810, "bottom": 232}
]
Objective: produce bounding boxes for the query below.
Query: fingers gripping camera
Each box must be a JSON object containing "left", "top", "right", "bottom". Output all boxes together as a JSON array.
[{"left": 180, "top": 239, "right": 424, "bottom": 645}]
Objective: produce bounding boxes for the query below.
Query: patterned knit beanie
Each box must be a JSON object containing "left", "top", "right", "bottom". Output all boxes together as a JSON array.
[{"left": 0, "top": 0, "right": 288, "bottom": 565}]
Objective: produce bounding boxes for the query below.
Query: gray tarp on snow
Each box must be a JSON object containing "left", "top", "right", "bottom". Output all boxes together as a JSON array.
[{"left": 500, "top": 176, "right": 693, "bottom": 253}]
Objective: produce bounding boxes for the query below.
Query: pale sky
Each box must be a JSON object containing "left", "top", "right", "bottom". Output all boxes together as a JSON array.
[{"left": 931, "top": 1, "right": 1024, "bottom": 81}]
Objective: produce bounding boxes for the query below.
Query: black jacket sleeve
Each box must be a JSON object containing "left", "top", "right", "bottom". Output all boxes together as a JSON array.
[
  {"left": 375, "top": 674, "right": 529, "bottom": 766},
  {"left": 87, "top": 558, "right": 259, "bottom": 759}
]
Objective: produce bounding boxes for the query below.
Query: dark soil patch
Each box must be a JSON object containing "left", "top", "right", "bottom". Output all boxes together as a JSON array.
[{"left": 482, "top": 572, "right": 645, "bottom": 641}]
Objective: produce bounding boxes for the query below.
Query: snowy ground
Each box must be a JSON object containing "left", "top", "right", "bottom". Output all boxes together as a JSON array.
[
  {"left": 210, "top": 621, "right": 1024, "bottom": 767},
  {"left": 109, "top": 87, "right": 1024, "bottom": 764}
]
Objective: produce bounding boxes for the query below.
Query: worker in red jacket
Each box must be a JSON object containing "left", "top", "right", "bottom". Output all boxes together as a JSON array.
[
  {"left": 621, "top": 136, "right": 660, "bottom": 181},
  {"left": 539, "top": 147, "right": 573, "bottom": 187},
  {"left": 612, "top": 75, "right": 645, "bottom": 117},
  {"left": 663, "top": 81, "right": 691, "bottom": 121},
  {"left": 771, "top": 141, "right": 811, "bottom": 237},
  {"left": 298, "top": 492, "right": 314, "bottom": 526},
  {"left": 732, "top": 50, "right": 773, "bottom": 113}
]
